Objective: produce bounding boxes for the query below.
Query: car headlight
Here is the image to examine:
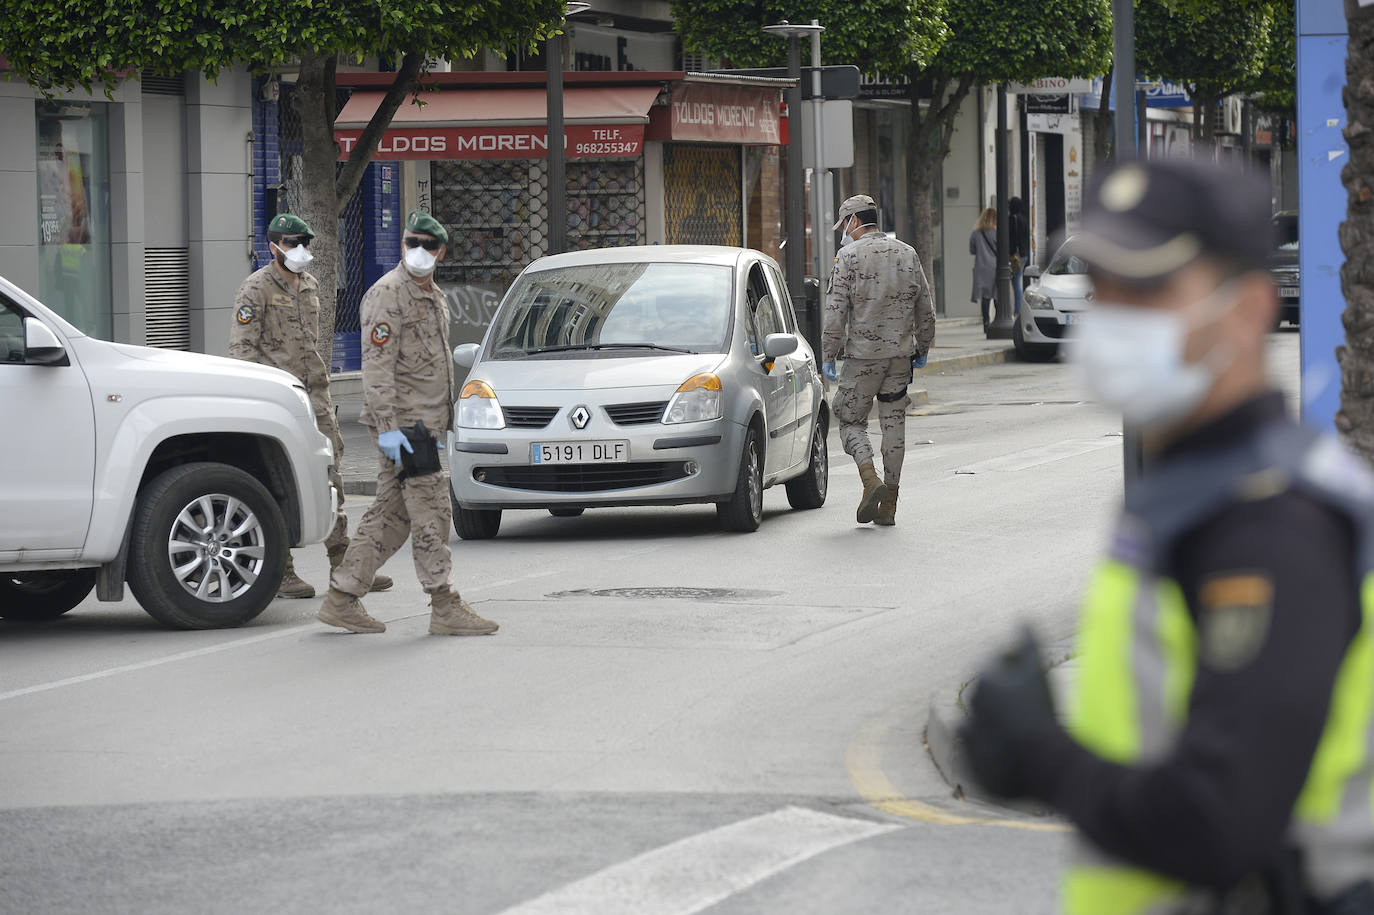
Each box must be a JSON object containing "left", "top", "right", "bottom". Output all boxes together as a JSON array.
[
  {"left": 1025, "top": 288, "right": 1055, "bottom": 311},
  {"left": 663, "top": 373, "right": 723, "bottom": 424},
  {"left": 457, "top": 380, "right": 505, "bottom": 429}
]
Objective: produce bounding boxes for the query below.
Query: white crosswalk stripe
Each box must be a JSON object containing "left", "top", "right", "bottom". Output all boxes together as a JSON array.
[{"left": 498, "top": 805, "right": 901, "bottom": 915}]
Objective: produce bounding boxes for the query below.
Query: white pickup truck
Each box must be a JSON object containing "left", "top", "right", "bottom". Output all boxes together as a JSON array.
[{"left": 0, "top": 275, "right": 335, "bottom": 629}]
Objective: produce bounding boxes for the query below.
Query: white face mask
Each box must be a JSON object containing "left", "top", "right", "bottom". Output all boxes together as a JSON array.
[
  {"left": 1069, "top": 284, "right": 1239, "bottom": 431},
  {"left": 839, "top": 218, "right": 857, "bottom": 247},
  {"left": 404, "top": 244, "right": 438, "bottom": 277},
  {"left": 275, "top": 243, "right": 313, "bottom": 274}
]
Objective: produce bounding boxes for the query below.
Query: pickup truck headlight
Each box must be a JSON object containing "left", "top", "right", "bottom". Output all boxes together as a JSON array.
[
  {"left": 1024, "top": 288, "right": 1055, "bottom": 311},
  {"left": 291, "top": 384, "right": 313, "bottom": 417},
  {"left": 663, "top": 373, "right": 722, "bottom": 424},
  {"left": 457, "top": 380, "right": 505, "bottom": 429}
]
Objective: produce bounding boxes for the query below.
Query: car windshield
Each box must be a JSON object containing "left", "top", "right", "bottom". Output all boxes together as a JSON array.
[
  {"left": 1047, "top": 246, "right": 1089, "bottom": 276},
  {"left": 1273, "top": 213, "right": 1298, "bottom": 251},
  {"left": 488, "top": 262, "right": 733, "bottom": 358}
]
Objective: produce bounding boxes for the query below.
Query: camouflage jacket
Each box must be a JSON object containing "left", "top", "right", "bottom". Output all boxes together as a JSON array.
[
  {"left": 228, "top": 263, "right": 330, "bottom": 402},
  {"left": 823, "top": 232, "right": 936, "bottom": 362},
  {"left": 360, "top": 263, "right": 454, "bottom": 436}
]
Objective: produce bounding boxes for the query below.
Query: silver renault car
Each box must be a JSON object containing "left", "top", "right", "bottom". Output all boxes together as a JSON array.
[{"left": 447, "top": 245, "right": 829, "bottom": 538}]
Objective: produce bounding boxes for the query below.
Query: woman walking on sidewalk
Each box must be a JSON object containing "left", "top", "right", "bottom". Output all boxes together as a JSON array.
[{"left": 969, "top": 207, "right": 998, "bottom": 332}]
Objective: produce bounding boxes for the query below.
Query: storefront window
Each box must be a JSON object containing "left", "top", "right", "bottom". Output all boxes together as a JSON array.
[{"left": 36, "top": 102, "right": 112, "bottom": 339}]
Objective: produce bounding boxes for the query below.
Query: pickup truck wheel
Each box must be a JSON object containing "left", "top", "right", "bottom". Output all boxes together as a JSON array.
[
  {"left": 449, "top": 488, "right": 501, "bottom": 540},
  {"left": 0, "top": 569, "right": 96, "bottom": 621},
  {"left": 127, "top": 463, "right": 286, "bottom": 629}
]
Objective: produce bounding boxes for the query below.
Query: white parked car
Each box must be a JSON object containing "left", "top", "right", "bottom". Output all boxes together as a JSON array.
[
  {"left": 1014, "top": 237, "right": 1094, "bottom": 362},
  {"left": 0, "top": 276, "right": 336, "bottom": 628}
]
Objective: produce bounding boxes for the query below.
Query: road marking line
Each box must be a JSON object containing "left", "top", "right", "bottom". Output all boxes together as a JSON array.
[
  {"left": 953, "top": 438, "right": 1117, "bottom": 474},
  {"left": 496, "top": 805, "right": 899, "bottom": 915},
  {"left": 0, "top": 568, "right": 564, "bottom": 704},
  {"left": 845, "top": 708, "right": 1068, "bottom": 832}
]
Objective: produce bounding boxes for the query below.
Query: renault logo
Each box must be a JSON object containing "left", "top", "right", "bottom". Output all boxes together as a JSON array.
[{"left": 570, "top": 405, "right": 592, "bottom": 429}]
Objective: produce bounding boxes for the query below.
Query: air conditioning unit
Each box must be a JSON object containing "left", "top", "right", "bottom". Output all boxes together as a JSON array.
[{"left": 682, "top": 51, "right": 721, "bottom": 73}]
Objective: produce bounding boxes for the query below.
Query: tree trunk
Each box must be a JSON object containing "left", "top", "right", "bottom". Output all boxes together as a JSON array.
[
  {"left": 1337, "top": 1, "right": 1374, "bottom": 456},
  {"left": 1092, "top": 65, "right": 1114, "bottom": 169},
  {"left": 295, "top": 50, "right": 343, "bottom": 371},
  {"left": 906, "top": 72, "right": 976, "bottom": 285},
  {"left": 294, "top": 50, "right": 425, "bottom": 373}
]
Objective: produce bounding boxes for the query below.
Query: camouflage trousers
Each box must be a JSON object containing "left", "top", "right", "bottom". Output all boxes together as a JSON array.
[
  {"left": 313, "top": 400, "right": 348, "bottom": 555},
  {"left": 329, "top": 447, "right": 452, "bottom": 597},
  {"left": 832, "top": 356, "right": 911, "bottom": 486}
]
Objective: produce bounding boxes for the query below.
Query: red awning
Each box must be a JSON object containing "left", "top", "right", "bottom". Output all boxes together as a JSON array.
[{"left": 334, "top": 85, "right": 661, "bottom": 160}]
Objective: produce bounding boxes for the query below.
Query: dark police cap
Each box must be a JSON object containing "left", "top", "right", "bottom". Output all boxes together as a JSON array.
[
  {"left": 405, "top": 209, "right": 448, "bottom": 245},
  {"left": 269, "top": 213, "right": 313, "bottom": 237},
  {"left": 1069, "top": 159, "right": 1271, "bottom": 282}
]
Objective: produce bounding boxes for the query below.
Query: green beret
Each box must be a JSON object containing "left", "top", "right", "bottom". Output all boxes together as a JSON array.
[
  {"left": 268, "top": 213, "right": 313, "bottom": 237},
  {"left": 405, "top": 209, "right": 448, "bottom": 245}
]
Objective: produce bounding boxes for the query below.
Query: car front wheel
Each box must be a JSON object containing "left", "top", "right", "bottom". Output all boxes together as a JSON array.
[
  {"left": 717, "top": 426, "right": 764, "bottom": 532},
  {"left": 450, "top": 488, "right": 502, "bottom": 539},
  {"left": 0, "top": 569, "right": 97, "bottom": 621},
  {"left": 127, "top": 462, "right": 286, "bottom": 629}
]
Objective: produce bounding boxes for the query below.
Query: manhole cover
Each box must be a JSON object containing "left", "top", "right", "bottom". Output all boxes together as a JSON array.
[{"left": 547, "top": 587, "right": 782, "bottom": 601}]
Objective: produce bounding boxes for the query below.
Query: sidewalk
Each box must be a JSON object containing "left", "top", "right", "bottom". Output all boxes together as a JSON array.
[{"left": 332, "top": 316, "right": 1014, "bottom": 495}]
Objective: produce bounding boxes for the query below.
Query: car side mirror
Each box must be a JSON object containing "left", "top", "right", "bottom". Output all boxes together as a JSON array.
[
  {"left": 453, "top": 343, "right": 481, "bottom": 369},
  {"left": 1023, "top": 265, "right": 1042, "bottom": 279},
  {"left": 762, "top": 333, "right": 798, "bottom": 359},
  {"left": 24, "top": 317, "right": 68, "bottom": 366}
]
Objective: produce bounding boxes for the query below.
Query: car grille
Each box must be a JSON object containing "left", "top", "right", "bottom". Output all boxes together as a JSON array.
[
  {"left": 1034, "top": 318, "right": 1068, "bottom": 340},
  {"left": 605, "top": 401, "right": 668, "bottom": 425},
  {"left": 473, "top": 462, "right": 690, "bottom": 492},
  {"left": 502, "top": 406, "right": 559, "bottom": 428}
]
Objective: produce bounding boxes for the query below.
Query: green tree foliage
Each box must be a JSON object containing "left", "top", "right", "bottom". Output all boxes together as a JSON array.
[
  {"left": 672, "top": 0, "right": 1111, "bottom": 269},
  {"left": 1, "top": 1, "right": 563, "bottom": 362},
  {"left": 1136, "top": 0, "right": 1273, "bottom": 141}
]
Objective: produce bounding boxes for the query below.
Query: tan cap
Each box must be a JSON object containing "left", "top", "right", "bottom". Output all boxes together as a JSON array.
[{"left": 832, "top": 194, "right": 877, "bottom": 230}]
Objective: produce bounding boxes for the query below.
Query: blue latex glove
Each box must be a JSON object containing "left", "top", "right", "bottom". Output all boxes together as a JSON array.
[
  {"left": 912, "top": 350, "right": 928, "bottom": 370},
  {"left": 378, "top": 429, "right": 414, "bottom": 464},
  {"left": 822, "top": 361, "right": 837, "bottom": 382}
]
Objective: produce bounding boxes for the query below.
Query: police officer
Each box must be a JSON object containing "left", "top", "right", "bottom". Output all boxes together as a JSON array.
[
  {"left": 230, "top": 213, "right": 391, "bottom": 598},
  {"left": 960, "top": 160, "right": 1374, "bottom": 914},
  {"left": 318, "top": 210, "right": 498, "bottom": 637},
  {"left": 823, "top": 194, "right": 936, "bottom": 526}
]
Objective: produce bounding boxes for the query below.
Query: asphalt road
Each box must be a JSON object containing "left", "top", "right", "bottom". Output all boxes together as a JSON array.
[{"left": 0, "top": 331, "right": 1300, "bottom": 914}]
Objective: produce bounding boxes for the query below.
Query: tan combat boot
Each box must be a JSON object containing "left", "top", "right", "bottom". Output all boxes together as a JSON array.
[
  {"left": 316, "top": 587, "right": 386, "bottom": 633},
  {"left": 327, "top": 542, "right": 393, "bottom": 593},
  {"left": 277, "top": 554, "right": 315, "bottom": 599},
  {"left": 874, "top": 483, "right": 899, "bottom": 526},
  {"left": 856, "top": 460, "right": 890, "bottom": 524},
  {"left": 429, "top": 588, "right": 499, "bottom": 636}
]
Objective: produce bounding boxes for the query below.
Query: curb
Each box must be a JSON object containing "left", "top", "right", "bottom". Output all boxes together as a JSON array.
[{"left": 917, "top": 347, "right": 1015, "bottom": 376}]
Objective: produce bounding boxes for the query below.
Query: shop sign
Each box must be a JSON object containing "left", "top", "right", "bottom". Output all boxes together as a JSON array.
[
  {"left": 649, "top": 84, "right": 782, "bottom": 144},
  {"left": 335, "top": 124, "right": 645, "bottom": 160},
  {"left": 859, "top": 71, "right": 912, "bottom": 100},
  {"left": 1013, "top": 77, "right": 1093, "bottom": 95},
  {"left": 1025, "top": 93, "right": 1071, "bottom": 115}
]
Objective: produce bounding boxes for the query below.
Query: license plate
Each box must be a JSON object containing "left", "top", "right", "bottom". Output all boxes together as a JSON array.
[
  {"left": 1063, "top": 312, "right": 1081, "bottom": 325},
  {"left": 531, "top": 440, "right": 629, "bottom": 464},
  {"left": 1280, "top": 286, "right": 1299, "bottom": 298}
]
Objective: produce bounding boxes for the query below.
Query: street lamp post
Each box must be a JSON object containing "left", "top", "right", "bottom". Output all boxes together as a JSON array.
[
  {"left": 763, "top": 20, "right": 824, "bottom": 352},
  {"left": 546, "top": 2, "right": 592, "bottom": 257},
  {"left": 1112, "top": 0, "right": 1145, "bottom": 488},
  {"left": 989, "top": 83, "right": 1014, "bottom": 339}
]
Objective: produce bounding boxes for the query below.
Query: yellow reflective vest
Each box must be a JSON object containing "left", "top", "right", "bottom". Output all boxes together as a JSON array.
[{"left": 1063, "top": 423, "right": 1374, "bottom": 914}]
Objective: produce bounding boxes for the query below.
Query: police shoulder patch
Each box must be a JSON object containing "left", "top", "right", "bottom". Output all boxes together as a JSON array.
[
  {"left": 1198, "top": 573, "right": 1274, "bottom": 671},
  {"left": 236, "top": 304, "right": 255, "bottom": 325},
  {"left": 370, "top": 322, "right": 392, "bottom": 347}
]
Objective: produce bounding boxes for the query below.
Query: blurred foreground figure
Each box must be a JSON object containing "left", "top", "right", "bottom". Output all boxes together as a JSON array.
[{"left": 962, "top": 159, "right": 1374, "bottom": 915}]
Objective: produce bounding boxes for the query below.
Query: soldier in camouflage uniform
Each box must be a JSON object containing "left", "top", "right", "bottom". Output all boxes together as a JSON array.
[
  {"left": 823, "top": 194, "right": 936, "bottom": 527},
  {"left": 229, "top": 213, "right": 392, "bottom": 597},
  {"left": 318, "top": 210, "right": 498, "bottom": 636}
]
